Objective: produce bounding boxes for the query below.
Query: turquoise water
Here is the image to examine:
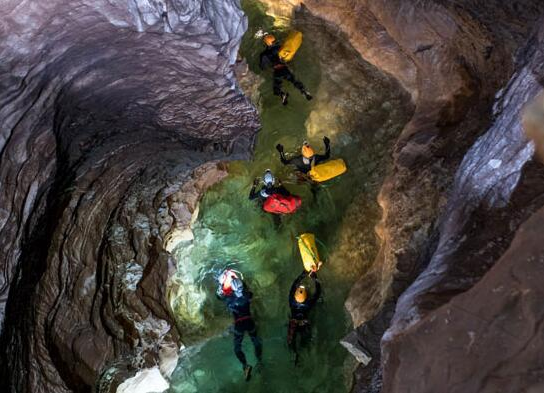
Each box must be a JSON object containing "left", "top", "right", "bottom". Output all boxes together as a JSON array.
[{"left": 168, "top": 2, "right": 412, "bottom": 392}]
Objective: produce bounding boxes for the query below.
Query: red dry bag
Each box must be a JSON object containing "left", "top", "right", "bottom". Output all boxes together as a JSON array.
[{"left": 263, "top": 193, "right": 301, "bottom": 215}]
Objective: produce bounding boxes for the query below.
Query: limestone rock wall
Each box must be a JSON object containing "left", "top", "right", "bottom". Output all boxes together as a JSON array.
[
  {"left": 2, "top": 0, "right": 544, "bottom": 392},
  {"left": 260, "top": 1, "right": 544, "bottom": 392},
  {"left": 0, "top": 1, "right": 259, "bottom": 392}
]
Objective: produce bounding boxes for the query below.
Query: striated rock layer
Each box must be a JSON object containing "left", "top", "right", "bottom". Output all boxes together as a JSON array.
[
  {"left": 262, "top": 1, "right": 544, "bottom": 392},
  {"left": 0, "top": 1, "right": 259, "bottom": 392},
  {"left": 2, "top": 0, "right": 544, "bottom": 391}
]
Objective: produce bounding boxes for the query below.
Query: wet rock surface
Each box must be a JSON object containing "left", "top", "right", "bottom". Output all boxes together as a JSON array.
[
  {"left": 288, "top": 1, "right": 544, "bottom": 392},
  {"left": 384, "top": 204, "right": 544, "bottom": 393},
  {"left": 260, "top": 0, "right": 544, "bottom": 391},
  {"left": 0, "top": 1, "right": 259, "bottom": 392},
  {"left": 2, "top": 0, "right": 544, "bottom": 392}
]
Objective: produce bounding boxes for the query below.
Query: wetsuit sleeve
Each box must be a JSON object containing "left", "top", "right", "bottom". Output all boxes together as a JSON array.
[
  {"left": 313, "top": 154, "right": 327, "bottom": 165},
  {"left": 259, "top": 51, "right": 270, "bottom": 70},
  {"left": 279, "top": 151, "right": 291, "bottom": 165},
  {"left": 307, "top": 278, "right": 321, "bottom": 309},
  {"left": 272, "top": 44, "right": 282, "bottom": 63},
  {"left": 307, "top": 277, "right": 322, "bottom": 308},
  {"left": 249, "top": 185, "right": 260, "bottom": 200},
  {"left": 281, "top": 155, "right": 308, "bottom": 173},
  {"left": 274, "top": 184, "right": 290, "bottom": 196},
  {"left": 325, "top": 140, "right": 331, "bottom": 157},
  {"left": 314, "top": 142, "right": 331, "bottom": 165},
  {"left": 225, "top": 297, "right": 235, "bottom": 313}
]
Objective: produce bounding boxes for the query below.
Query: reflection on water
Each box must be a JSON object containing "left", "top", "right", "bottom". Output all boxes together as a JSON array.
[{"left": 168, "top": 1, "right": 412, "bottom": 392}]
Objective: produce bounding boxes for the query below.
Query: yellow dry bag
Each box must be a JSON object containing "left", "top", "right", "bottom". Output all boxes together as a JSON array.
[
  {"left": 298, "top": 233, "right": 322, "bottom": 272},
  {"left": 279, "top": 31, "right": 303, "bottom": 62},
  {"left": 308, "top": 158, "right": 347, "bottom": 182}
]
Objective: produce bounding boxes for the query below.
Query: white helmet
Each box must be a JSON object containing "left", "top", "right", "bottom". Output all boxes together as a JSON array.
[
  {"left": 263, "top": 169, "right": 275, "bottom": 187},
  {"left": 231, "top": 278, "right": 244, "bottom": 297}
]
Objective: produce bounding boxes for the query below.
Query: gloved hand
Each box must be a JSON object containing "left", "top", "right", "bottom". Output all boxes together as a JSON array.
[
  {"left": 309, "top": 270, "right": 317, "bottom": 279},
  {"left": 323, "top": 136, "right": 330, "bottom": 147},
  {"left": 276, "top": 143, "right": 284, "bottom": 153}
]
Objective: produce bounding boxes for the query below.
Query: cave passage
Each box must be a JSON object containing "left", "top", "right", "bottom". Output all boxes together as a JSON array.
[{"left": 168, "top": 2, "right": 412, "bottom": 392}]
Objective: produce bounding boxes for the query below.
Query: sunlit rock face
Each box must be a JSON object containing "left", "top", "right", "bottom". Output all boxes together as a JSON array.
[{"left": 0, "top": 1, "right": 259, "bottom": 392}]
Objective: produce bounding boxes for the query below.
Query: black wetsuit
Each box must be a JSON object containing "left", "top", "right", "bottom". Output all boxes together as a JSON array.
[
  {"left": 279, "top": 140, "right": 331, "bottom": 174},
  {"left": 222, "top": 290, "right": 262, "bottom": 367},
  {"left": 259, "top": 43, "right": 306, "bottom": 97},
  {"left": 287, "top": 271, "right": 321, "bottom": 354},
  {"left": 249, "top": 183, "right": 291, "bottom": 203}
]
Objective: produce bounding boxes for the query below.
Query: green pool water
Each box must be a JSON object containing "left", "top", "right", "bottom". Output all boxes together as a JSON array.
[{"left": 168, "top": 2, "right": 412, "bottom": 392}]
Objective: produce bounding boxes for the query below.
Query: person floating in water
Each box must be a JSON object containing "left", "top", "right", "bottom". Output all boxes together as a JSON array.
[
  {"left": 276, "top": 137, "right": 331, "bottom": 174},
  {"left": 217, "top": 273, "right": 262, "bottom": 380},
  {"left": 259, "top": 34, "right": 312, "bottom": 105},
  {"left": 287, "top": 270, "right": 321, "bottom": 364},
  {"left": 248, "top": 169, "right": 290, "bottom": 203},
  {"left": 249, "top": 169, "right": 302, "bottom": 223}
]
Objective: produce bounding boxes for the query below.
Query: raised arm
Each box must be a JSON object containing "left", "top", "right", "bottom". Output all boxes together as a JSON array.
[
  {"left": 314, "top": 137, "right": 331, "bottom": 165},
  {"left": 249, "top": 178, "right": 261, "bottom": 200},
  {"left": 322, "top": 136, "right": 330, "bottom": 159},
  {"left": 276, "top": 143, "right": 291, "bottom": 165},
  {"left": 307, "top": 273, "right": 322, "bottom": 308}
]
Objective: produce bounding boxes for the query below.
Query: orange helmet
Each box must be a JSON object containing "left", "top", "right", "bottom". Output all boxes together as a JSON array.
[
  {"left": 263, "top": 34, "right": 276, "bottom": 46},
  {"left": 301, "top": 142, "right": 315, "bottom": 158},
  {"left": 294, "top": 286, "right": 307, "bottom": 303}
]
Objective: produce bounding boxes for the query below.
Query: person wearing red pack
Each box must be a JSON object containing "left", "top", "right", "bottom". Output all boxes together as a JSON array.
[
  {"left": 249, "top": 169, "right": 290, "bottom": 202},
  {"left": 249, "top": 169, "right": 302, "bottom": 221}
]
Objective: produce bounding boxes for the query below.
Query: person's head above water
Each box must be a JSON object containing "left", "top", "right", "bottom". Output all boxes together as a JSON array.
[
  {"left": 301, "top": 141, "right": 315, "bottom": 159},
  {"left": 263, "top": 34, "right": 276, "bottom": 47},
  {"left": 263, "top": 169, "right": 275, "bottom": 187},
  {"left": 231, "top": 277, "right": 244, "bottom": 298},
  {"left": 294, "top": 285, "right": 307, "bottom": 303}
]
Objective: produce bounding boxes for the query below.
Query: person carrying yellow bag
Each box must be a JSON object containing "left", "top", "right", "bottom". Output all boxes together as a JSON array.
[
  {"left": 259, "top": 32, "right": 312, "bottom": 105},
  {"left": 287, "top": 270, "right": 321, "bottom": 364},
  {"left": 276, "top": 137, "right": 347, "bottom": 183},
  {"left": 276, "top": 137, "right": 331, "bottom": 175}
]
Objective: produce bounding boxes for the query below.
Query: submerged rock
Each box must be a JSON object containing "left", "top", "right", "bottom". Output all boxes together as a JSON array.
[{"left": 340, "top": 330, "right": 372, "bottom": 366}]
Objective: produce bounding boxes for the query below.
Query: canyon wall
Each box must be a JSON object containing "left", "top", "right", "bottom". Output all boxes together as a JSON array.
[
  {"left": 262, "top": 1, "right": 544, "bottom": 391},
  {"left": 0, "top": 1, "right": 259, "bottom": 392},
  {"left": 2, "top": 0, "right": 544, "bottom": 392},
  {"left": 303, "top": 1, "right": 544, "bottom": 392}
]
